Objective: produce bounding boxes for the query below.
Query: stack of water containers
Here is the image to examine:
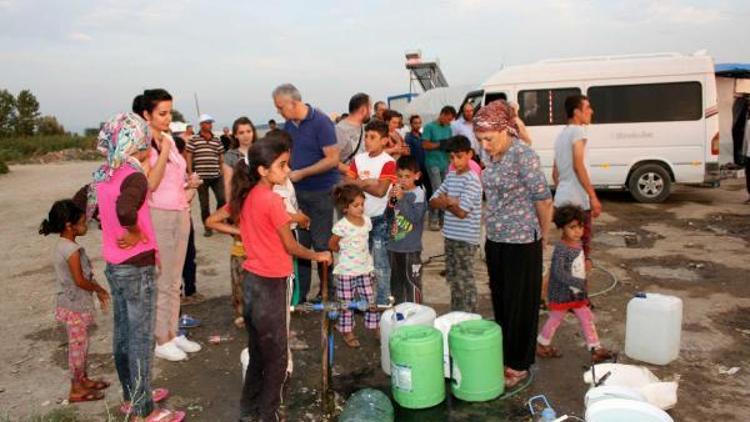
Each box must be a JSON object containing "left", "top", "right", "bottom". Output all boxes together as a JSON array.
[{"left": 384, "top": 304, "right": 505, "bottom": 409}]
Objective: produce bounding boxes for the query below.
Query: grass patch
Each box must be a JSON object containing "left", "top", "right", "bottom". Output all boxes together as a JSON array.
[
  {"left": 0, "top": 135, "right": 95, "bottom": 163},
  {"left": 0, "top": 160, "right": 8, "bottom": 174}
]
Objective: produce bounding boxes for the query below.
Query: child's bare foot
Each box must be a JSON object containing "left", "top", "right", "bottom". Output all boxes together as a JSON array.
[
  {"left": 342, "top": 332, "right": 360, "bottom": 348},
  {"left": 536, "top": 343, "right": 563, "bottom": 358},
  {"left": 233, "top": 316, "right": 245, "bottom": 328}
]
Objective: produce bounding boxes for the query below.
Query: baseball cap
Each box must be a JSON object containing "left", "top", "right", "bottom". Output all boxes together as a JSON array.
[{"left": 199, "top": 114, "right": 215, "bottom": 124}]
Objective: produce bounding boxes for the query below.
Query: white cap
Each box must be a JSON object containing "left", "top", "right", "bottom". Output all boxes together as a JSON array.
[
  {"left": 199, "top": 113, "right": 215, "bottom": 123},
  {"left": 169, "top": 121, "right": 187, "bottom": 133}
]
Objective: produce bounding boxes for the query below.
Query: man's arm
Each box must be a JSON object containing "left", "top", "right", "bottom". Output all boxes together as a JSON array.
[
  {"left": 572, "top": 139, "right": 601, "bottom": 217},
  {"left": 185, "top": 151, "right": 194, "bottom": 174},
  {"left": 290, "top": 145, "right": 340, "bottom": 183}
]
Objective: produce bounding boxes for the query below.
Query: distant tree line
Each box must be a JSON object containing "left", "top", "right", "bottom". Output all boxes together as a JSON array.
[{"left": 0, "top": 88, "right": 66, "bottom": 137}]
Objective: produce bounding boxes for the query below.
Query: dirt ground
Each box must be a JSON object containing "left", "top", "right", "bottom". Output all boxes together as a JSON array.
[{"left": 1, "top": 161, "right": 749, "bottom": 421}]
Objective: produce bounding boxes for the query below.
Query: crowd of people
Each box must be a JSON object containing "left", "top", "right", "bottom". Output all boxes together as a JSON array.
[{"left": 39, "top": 84, "right": 615, "bottom": 421}]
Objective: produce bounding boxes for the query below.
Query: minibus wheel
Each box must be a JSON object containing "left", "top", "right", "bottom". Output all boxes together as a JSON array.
[{"left": 628, "top": 163, "right": 672, "bottom": 203}]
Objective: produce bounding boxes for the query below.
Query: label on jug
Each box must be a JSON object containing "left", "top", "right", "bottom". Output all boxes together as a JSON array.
[{"left": 391, "top": 363, "right": 413, "bottom": 392}]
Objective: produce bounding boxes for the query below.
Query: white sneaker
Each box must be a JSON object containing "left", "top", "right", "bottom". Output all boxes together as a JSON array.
[
  {"left": 173, "top": 335, "right": 202, "bottom": 353},
  {"left": 155, "top": 341, "right": 187, "bottom": 361}
]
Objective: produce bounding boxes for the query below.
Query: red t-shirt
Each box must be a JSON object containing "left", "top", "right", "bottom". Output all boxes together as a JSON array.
[{"left": 239, "top": 184, "right": 292, "bottom": 277}]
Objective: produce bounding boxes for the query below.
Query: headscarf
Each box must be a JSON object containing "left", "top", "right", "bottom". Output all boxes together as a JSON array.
[
  {"left": 86, "top": 112, "right": 151, "bottom": 219},
  {"left": 473, "top": 99, "right": 519, "bottom": 138}
]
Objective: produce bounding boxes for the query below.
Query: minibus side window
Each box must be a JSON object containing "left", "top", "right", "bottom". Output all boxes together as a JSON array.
[
  {"left": 517, "top": 88, "right": 581, "bottom": 126},
  {"left": 588, "top": 82, "right": 702, "bottom": 124}
]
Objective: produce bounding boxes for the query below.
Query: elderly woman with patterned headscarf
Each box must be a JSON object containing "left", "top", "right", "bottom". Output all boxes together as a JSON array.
[
  {"left": 474, "top": 100, "right": 553, "bottom": 388},
  {"left": 91, "top": 112, "right": 185, "bottom": 421}
]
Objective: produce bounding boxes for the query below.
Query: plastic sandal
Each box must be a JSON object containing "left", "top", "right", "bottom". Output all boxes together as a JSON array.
[
  {"left": 120, "top": 388, "right": 170, "bottom": 414},
  {"left": 69, "top": 390, "right": 105, "bottom": 403}
]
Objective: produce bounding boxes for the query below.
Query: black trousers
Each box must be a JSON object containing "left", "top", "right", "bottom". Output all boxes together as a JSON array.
[
  {"left": 240, "top": 272, "right": 288, "bottom": 421},
  {"left": 485, "top": 239, "right": 543, "bottom": 371},
  {"left": 389, "top": 251, "right": 423, "bottom": 304},
  {"left": 182, "top": 219, "right": 197, "bottom": 296},
  {"left": 197, "top": 176, "right": 225, "bottom": 228}
]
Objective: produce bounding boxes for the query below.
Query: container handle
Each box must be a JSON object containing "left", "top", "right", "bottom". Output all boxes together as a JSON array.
[{"left": 527, "top": 395, "right": 551, "bottom": 415}]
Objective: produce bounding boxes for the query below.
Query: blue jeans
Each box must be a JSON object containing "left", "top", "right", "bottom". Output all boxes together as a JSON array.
[
  {"left": 426, "top": 165, "right": 446, "bottom": 224},
  {"left": 369, "top": 215, "right": 391, "bottom": 305},
  {"left": 105, "top": 264, "right": 156, "bottom": 417},
  {"left": 296, "top": 188, "right": 335, "bottom": 300}
]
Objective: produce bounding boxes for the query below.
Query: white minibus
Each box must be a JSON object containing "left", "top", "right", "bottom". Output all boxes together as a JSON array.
[{"left": 465, "top": 52, "right": 720, "bottom": 202}]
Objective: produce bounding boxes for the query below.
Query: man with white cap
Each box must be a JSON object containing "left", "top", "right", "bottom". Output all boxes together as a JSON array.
[{"left": 186, "top": 113, "right": 225, "bottom": 236}]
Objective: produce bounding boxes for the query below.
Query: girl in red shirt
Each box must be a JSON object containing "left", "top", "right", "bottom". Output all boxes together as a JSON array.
[{"left": 207, "top": 137, "right": 331, "bottom": 421}]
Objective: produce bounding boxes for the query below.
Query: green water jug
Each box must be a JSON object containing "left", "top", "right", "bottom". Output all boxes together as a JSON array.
[
  {"left": 449, "top": 319, "right": 504, "bottom": 401},
  {"left": 389, "top": 325, "right": 445, "bottom": 409}
]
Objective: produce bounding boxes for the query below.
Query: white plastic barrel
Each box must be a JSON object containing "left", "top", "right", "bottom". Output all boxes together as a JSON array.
[
  {"left": 380, "top": 302, "right": 437, "bottom": 375},
  {"left": 585, "top": 398, "right": 673, "bottom": 422},
  {"left": 625, "top": 293, "right": 683, "bottom": 365},
  {"left": 433, "top": 311, "right": 482, "bottom": 377}
]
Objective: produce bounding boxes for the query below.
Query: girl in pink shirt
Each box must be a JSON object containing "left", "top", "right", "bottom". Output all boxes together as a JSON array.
[{"left": 207, "top": 137, "right": 331, "bottom": 421}]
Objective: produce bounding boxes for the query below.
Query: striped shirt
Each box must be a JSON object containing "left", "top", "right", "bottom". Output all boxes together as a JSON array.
[
  {"left": 187, "top": 133, "right": 224, "bottom": 178},
  {"left": 431, "top": 169, "right": 483, "bottom": 245}
]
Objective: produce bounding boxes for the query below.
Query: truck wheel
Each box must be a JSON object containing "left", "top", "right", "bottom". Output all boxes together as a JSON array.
[{"left": 628, "top": 163, "right": 672, "bottom": 203}]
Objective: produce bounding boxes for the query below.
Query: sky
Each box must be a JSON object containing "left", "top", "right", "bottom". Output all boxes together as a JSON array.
[{"left": 1, "top": 0, "right": 749, "bottom": 133}]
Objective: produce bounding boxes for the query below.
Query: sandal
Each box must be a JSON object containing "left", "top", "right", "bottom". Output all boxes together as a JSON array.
[
  {"left": 591, "top": 347, "right": 615, "bottom": 363},
  {"left": 69, "top": 389, "right": 105, "bottom": 403},
  {"left": 342, "top": 332, "right": 361, "bottom": 348},
  {"left": 133, "top": 409, "right": 186, "bottom": 422},
  {"left": 120, "top": 388, "right": 170, "bottom": 414},
  {"left": 82, "top": 377, "right": 110, "bottom": 390},
  {"left": 536, "top": 343, "right": 563, "bottom": 358}
]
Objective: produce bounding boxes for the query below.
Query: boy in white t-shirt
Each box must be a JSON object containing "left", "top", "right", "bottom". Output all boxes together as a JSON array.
[{"left": 346, "top": 120, "right": 396, "bottom": 305}]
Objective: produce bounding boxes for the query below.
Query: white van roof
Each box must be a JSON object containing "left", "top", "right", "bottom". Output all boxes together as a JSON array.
[{"left": 482, "top": 52, "right": 714, "bottom": 88}]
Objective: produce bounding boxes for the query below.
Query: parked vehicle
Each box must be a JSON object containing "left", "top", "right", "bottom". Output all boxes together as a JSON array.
[{"left": 467, "top": 52, "right": 720, "bottom": 202}]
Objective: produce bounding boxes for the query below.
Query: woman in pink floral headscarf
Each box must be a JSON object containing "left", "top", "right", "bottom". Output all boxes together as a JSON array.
[{"left": 475, "top": 100, "right": 553, "bottom": 388}]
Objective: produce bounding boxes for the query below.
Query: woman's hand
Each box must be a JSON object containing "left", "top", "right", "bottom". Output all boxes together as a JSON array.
[
  {"left": 186, "top": 172, "right": 203, "bottom": 189},
  {"left": 117, "top": 228, "right": 148, "bottom": 249}
]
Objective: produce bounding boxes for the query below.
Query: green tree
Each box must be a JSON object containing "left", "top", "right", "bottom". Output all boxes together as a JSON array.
[
  {"left": 172, "top": 109, "right": 186, "bottom": 122},
  {"left": 36, "top": 115, "right": 66, "bottom": 135},
  {"left": 0, "top": 89, "right": 16, "bottom": 138},
  {"left": 14, "top": 89, "right": 40, "bottom": 136}
]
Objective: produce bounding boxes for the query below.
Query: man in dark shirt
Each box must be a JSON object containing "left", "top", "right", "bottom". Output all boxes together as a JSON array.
[
  {"left": 220, "top": 126, "right": 233, "bottom": 152},
  {"left": 273, "top": 83, "right": 340, "bottom": 301}
]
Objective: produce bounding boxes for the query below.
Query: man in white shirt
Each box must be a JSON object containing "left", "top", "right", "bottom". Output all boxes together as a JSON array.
[{"left": 552, "top": 95, "right": 601, "bottom": 269}]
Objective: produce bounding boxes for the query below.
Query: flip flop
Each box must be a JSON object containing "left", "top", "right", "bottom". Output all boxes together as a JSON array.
[
  {"left": 120, "top": 388, "right": 170, "bottom": 414},
  {"left": 69, "top": 390, "right": 105, "bottom": 403},
  {"left": 82, "top": 377, "right": 111, "bottom": 390},
  {"left": 143, "top": 409, "right": 185, "bottom": 422}
]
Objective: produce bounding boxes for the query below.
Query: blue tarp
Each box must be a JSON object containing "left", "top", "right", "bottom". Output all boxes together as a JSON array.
[{"left": 715, "top": 63, "right": 750, "bottom": 78}]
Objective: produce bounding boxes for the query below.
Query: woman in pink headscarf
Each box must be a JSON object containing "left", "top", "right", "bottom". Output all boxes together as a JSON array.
[{"left": 475, "top": 100, "right": 553, "bottom": 388}]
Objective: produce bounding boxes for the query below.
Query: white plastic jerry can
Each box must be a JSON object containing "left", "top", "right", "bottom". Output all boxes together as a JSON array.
[
  {"left": 380, "top": 302, "right": 437, "bottom": 375},
  {"left": 625, "top": 292, "right": 683, "bottom": 365}
]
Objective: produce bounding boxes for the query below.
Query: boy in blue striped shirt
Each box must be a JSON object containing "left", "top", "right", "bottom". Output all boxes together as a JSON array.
[{"left": 429, "top": 135, "right": 483, "bottom": 312}]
